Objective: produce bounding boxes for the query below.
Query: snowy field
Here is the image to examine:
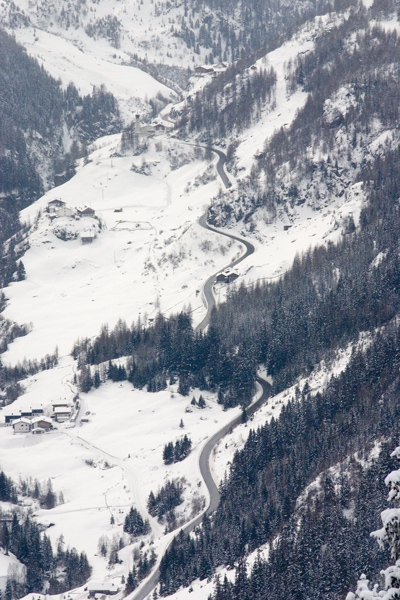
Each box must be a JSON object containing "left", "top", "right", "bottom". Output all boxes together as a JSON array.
[{"left": 0, "top": 368, "right": 244, "bottom": 586}]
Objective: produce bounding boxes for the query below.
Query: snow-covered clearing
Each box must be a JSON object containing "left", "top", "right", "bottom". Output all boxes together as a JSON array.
[{"left": 0, "top": 367, "right": 243, "bottom": 586}]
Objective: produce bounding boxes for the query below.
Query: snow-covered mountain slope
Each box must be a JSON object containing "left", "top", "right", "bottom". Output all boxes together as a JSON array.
[
  {"left": 1, "top": 0, "right": 192, "bottom": 67},
  {"left": 1, "top": 2, "right": 393, "bottom": 597},
  {"left": 4, "top": 23, "right": 177, "bottom": 124}
]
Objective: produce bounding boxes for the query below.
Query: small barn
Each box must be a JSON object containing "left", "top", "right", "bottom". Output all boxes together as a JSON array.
[
  {"left": 32, "top": 427, "right": 45, "bottom": 435},
  {"left": 13, "top": 418, "right": 32, "bottom": 434},
  {"left": 77, "top": 207, "right": 96, "bottom": 218},
  {"left": 88, "top": 582, "right": 120, "bottom": 598},
  {"left": 81, "top": 232, "right": 95, "bottom": 245},
  {"left": 216, "top": 269, "right": 239, "bottom": 284}
]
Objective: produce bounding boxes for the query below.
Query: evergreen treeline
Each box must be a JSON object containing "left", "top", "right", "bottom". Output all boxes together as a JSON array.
[
  {"left": 178, "top": 66, "right": 277, "bottom": 141},
  {"left": 205, "top": 446, "right": 392, "bottom": 600},
  {"left": 208, "top": 7, "right": 400, "bottom": 230},
  {"left": 72, "top": 312, "right": 257, "bottom": 408},
  {"left": 125, "top": 549, "right": 157, "bottom": 595},
  {"left": 0, "top": 471, "right": 18, "bottom": 503},
  {"left": 0, "top": 25, "right": 121, "bottom": 235},
  {"left": 0, "top": 346, "right": 59, "bottom": 406},
  {"left": 177, "top": 0, "right": 352, "bottom": 63},
  {"left": 157, "top": 321, "right": 400, "bottom": 595},
  {"left": 0, "top": 471, "right": 90, "bottom": 596},
  {"left": 0, "top": 512, "right": 91, "bottom": 597},
  {"left": 74, "top": 143, "right": 400, "bottom": 410}
]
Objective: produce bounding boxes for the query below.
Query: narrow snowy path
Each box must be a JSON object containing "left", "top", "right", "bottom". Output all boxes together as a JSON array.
[{"left": 63, "top": 429, "right": 164, "bottom": 539}]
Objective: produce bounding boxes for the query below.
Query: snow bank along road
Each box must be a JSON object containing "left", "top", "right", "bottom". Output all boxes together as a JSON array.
[{"left": 128, "top": 147, "right": 270, "bottom": 600}]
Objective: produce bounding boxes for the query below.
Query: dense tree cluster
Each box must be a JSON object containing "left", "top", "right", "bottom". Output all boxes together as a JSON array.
[
  {"left": 0, "top": 471, "right": 18, "bottom": 503},
  {"left": 74, "top": 140, "right": 400, "bottom": 414},
  {"left": 178, "top": 65, "right": 276, "bottom": 141},
  {"left": 123, "top": 507, "right": 151, "bottom": 537},
  {"left": 148, "top": 479, "right": 184, "bottom": 521},
  {"left": 0, "top": 512, "right": 91, "bottom": 597},
  {"left": 176, "top": 0, "right": 351, "bottom": 63},
  {"left": 85, "top": 15, "right": 121, "bottom": 48},
  {"left": 72, "top": 312, "right": 257, "bottom": 407},
  {"left": 208, "top": 7, "right": 400, "bottom": 230},
  {"left": 158, "top": 320, "right": 400, "bottom": 595},
  {"left": 153, "top": 144, "right": 400, "bottom": 594},
  {"left": 125, "top": 549, "right": 157, "bottom": 595},
  {"left": 162, "top": 436, "right": 192, "bottom": 464},
  {"left": 346, "top": 447, "right": 400, "bottom": 599},
  {"left": 0, "top": 345, "right": 59, "bottom": 406}
]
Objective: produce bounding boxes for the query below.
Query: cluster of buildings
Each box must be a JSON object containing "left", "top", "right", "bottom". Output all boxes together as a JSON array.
[
  {"left": 4, "top": 400, "right": 74, "bottom": 433},
  {"left": 47, "top": 199, "right": 96, "bottom": 219},
  {"left": 194, "top": 62, "right": 228, "bottom": 76},
  {"left": 47, "top": 200, "right": 97, "bottom": 244}
]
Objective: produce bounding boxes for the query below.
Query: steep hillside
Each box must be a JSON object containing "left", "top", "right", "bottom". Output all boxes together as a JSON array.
[
  {"left": 0, "top": 27, "right": 121, "bottom": 232},
  {"left": 206, "top": 6, "right": 400, "bottom": 237},
  {"left": 2, "top": 0, "right": 400, "bottom": 598},
  {"left": 2, "top": 0, "right": 351, "bottom": 70}
]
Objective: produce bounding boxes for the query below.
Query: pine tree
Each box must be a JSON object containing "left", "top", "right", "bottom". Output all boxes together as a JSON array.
[
  {"left": 123, "top": 507, "right": 150, "bottom": 537},
  {"left": 163, "top": 442, "right": 174, "bottom": 465},
  {"left": 346, "top": 446, "right": 400, "bottom": 599}
]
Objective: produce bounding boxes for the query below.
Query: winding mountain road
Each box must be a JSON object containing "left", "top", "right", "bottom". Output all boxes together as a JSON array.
[
  {"left": 128, "top": 146, "right": 270, "bottom": 600},
  {"left": 196, "top": 213, "right": 255, "bottom": 332}
]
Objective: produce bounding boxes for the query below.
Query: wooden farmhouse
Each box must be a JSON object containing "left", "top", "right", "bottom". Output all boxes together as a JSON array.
[
  {"left": 31, "top": 416, "right": 53, "bottom": 432},
  {"left": 88, "top": 582, "right": 120, "bottom": 598},
  {"left": 56, "top": 206, "right": 74, "bottom": 218},
  {"left": 195, "top": 66, "right": 215, "bottom": 75}
]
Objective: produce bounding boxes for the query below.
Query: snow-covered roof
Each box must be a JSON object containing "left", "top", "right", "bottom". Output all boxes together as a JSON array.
[
  {"left": 54, "top": 406, "right": 72, "bottom": 414},
  {"left": 12, "top": 418, "right": 32, "bottom": 426},
  {"left": 31, "top": 416, "right": 52, "bottom": 424},
  {"left": 88, "top": 581, "right": 119, "bottom": 592}
]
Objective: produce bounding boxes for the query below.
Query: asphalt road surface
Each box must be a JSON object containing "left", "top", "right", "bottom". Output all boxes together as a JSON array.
[{"left": 196, "top": 213, "right": 255, "bottom": 332}]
